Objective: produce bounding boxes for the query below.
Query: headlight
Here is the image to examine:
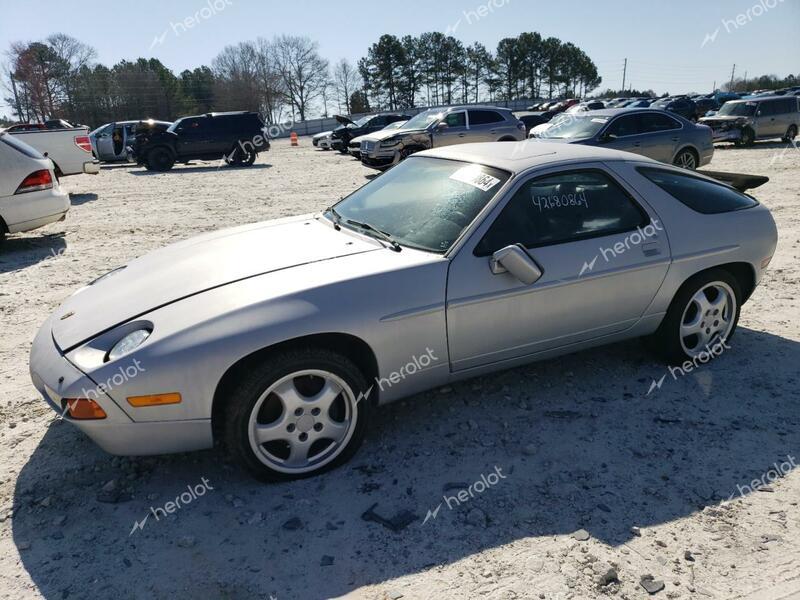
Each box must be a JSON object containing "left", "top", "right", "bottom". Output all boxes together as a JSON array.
[
  {"left": 107, "top": 329, "right": 150, "bottom": 362},
  {"left": 380, "top": 136, "right": 401, "bottom": 147}
]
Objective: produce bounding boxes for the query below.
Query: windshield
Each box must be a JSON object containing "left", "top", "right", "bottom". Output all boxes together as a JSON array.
[
  {"left": 327, "top": 157, "right": 510, "bottom": 253},
  {"left": 166, "top": 119, "right": 182, "bottom": 133},
  {"left": 539, "top": 114, "right": 608, "bottom": 139},
  {"left": 399, "top": 109, "right": 442, "bottom": 130},
  {"left": 717, "top": 101, "right": 757, "bottom": 117}
]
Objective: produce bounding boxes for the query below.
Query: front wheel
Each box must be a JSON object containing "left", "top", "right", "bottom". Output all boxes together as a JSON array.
[
  {"left": 782, "top": 125, "right": 797, "bottom": 143},
  {"left": 146, "top": 147, "right": 174, "bottom": 171},
  {"left": 222, "top": 348, "right": 372, "bottom": 482},
  {"left": 649, "top": 269, "right": 741, "bottom": 365},
  {"left": 738, "top": 127, "right": 755, "bottom": 147}
]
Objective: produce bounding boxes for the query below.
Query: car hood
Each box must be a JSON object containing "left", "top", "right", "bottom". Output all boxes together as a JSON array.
[
  {"left": 699, "top": 115, "right": 743, "bottom": 122},
  {"left": 361, "top": 127, "right": 427, "bottom": 142},
  {"left": 335, "top": 115, "right": 357, "bottom": 126},
  {"left": 50, "top": 216, "right": 379, "bottom": 350}
]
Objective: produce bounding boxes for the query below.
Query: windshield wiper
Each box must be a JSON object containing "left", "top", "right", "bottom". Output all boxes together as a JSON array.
[
  {"left": 325, "top": 206, "right": 342, "bottom": 230},
  {"left": 345, "top": 219, "right": 402, "bottom": 252}
]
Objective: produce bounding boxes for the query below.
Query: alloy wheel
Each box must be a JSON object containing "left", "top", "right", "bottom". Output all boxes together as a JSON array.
[
  {"left": 679, "top": 281, "right": 736, "bottom": 357},
  {"left": 247, "top": 369, "right": 358, "bottom": 474},
  {"left": 674, "top": 150, "right": 697, "bottom": 170}
]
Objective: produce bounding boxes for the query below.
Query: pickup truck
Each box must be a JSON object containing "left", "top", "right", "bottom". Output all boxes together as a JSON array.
[{"left": 5, "top": 126, "right": 99, "bottom": 177}]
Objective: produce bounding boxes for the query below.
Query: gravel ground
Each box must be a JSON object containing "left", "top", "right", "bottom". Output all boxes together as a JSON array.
[{"left": 0, "top": 139, "right": 799, "bottom": 600}]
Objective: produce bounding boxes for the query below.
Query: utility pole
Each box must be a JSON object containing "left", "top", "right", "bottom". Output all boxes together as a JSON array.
[
  {"left": 743, "top": 71, "right": 748, "bottom": 91},
  {"left": 729, "top": 64, "right": 736, "bottom": 91},
  {"left": 621, "top": 58, "right": 627, "bottom": 92},
  {"left": 712, "top": 80, "right": 716, "bottom": 93},
  {"left": 9, "top": 71, "right": 23, "bottom": 122}
]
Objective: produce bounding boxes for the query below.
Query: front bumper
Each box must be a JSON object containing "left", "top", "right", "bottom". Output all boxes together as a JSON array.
[
  {"left": 710, "top": 129, "right": 742, "bottom": 143},
  {"left": 29, "top": 316, "right": 213, "bottom": 456},
  {"left": 361, "top": 142, "right": 401, "bottom": 170},
  {"left": 83, "top": 160, "right": 100, "bottom": 175}
]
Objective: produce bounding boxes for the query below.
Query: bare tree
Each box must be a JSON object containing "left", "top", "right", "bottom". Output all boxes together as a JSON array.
[
  {"left": 273, "top": 35, "right": 329, "bottom": 121},
  {"left": 333, "top": 58, "right": 359, "bottom": 114}
]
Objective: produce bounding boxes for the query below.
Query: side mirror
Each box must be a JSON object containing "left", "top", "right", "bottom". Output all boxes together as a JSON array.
[
  {"left": 436, "top": 122, "right": 449, "bottom": 131},
  {"left": 598, "top": 131, "right": 616, "bottom": 143},
  {"left": 489, "top": 244, "right": 543, "bottom": 285}
]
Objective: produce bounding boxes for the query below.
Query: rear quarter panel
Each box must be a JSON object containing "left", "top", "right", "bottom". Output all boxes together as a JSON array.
[
  {"left": 606, "top": 161, "right": 777, "bottom": 317},
  {"left": 9, "top": 128, "right": 91, "bottom": 176}
]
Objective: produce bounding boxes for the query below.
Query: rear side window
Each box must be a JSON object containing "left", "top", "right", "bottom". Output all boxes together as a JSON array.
[
  {"left": 475, "top": 170, "right": 648, "bottom": 255},
  {"left": 638, "top": 168, "right": 758, "bottom": 214},
  {"left": 469, "top": 110, "right": 505, "bottom": 125},
  {"left": 0, "top": 133, "right": 44, "bottom": 159}
]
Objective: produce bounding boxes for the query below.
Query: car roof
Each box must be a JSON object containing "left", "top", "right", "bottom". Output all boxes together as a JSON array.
[
  {"left": 571, "top": 107, "right": 677, "bottom": 118},
  {"left": 419, "top": 140, "right": 660, "bottom": 174}
]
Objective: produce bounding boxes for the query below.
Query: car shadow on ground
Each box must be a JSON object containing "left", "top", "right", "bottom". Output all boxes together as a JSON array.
[
  {"left": 69, "top": 192, "right": 98, "bottom": 206},
  {"left": 12, "top": 326, "right": 800, "bottom": 599},
  {"left": 0, "top": 233, "right": 66, "bottom": 274},
  {"left": 129, "top": 163, "right": 273, "bottom": 176}
]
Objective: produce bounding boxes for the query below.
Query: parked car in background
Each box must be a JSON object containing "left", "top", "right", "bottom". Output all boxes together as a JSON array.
[
  {"left": 693, "top": 97, "right": 719, "bottom": 118},
  {"left": 651, "top": 96, "right": 699, "bottom": 121},
  {"left": 349, "top": 120, "right": 408, "bottom": 158},
  {"left": 91, "top": 119, "right": 171, "bottom": 162},
  {"left": 29, "top": 142, "right": 776, "bottom": 480},
  {"left": 312, "top": 130, "right": 333, "bottom": 147},
  {"left": 6, "top": 123, "right": 99, "bottom": 177},
  {"left": 699, "top": 96, "right": 799, "bottom": 146},
  {"left": 330, "top": 113, "right": 412, "bottom": 153},
  {"left": 359, "top": 105, "right": 526, "bottom": 171},
  {"left": 529, "top": 108, "right": 713, "bottom": 169},
  {"left": 0, "top": 132, "right": 69, "bottom": 245},
  {"left": 514, "top": 111, "right": 550, "bottom": 134},
  {"left": 317, "top": 132, "right": 333, "bottom": 150},
  {"left": 619, "top": 98, "right": 653, "bottom": 108},
  {"left": 565, "top": 101, "right": 605, "bottom": 113},
  {"left": 134, "top": 111, "right": 269, "bottom": 171}
]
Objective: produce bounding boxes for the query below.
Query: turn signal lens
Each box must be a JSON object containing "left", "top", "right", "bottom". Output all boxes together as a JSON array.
[
  {"left": 63, "top": 398, "right": 107, "bottom": 420},
  {"left": 127, "top": 393, "right": 182, "bottom": 407}
]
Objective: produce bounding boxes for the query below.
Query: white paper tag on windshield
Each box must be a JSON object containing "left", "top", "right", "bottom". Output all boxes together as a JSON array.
[{"left": 449, "top": 167, "right": 501, "bottom": 192}]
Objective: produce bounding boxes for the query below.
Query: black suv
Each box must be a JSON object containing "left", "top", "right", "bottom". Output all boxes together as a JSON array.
[
  {"left": 330, "top": 113, "right": 412, "bottom": 153},
  {"left": 135, "top": 111, "right": 270, "bottom": 171},
  {"left": 650, "top": 97, "right": 699, "bottom": 121}
]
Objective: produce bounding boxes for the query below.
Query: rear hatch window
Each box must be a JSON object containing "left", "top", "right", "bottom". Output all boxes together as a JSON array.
[
  {"left": 638, "top": 167, "right": 758, "bottom": 214},
  {"left": 0, "top": 133, "right": 45, "bottom": 159}
]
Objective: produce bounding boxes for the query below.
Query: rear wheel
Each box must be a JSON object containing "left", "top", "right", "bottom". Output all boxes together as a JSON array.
[
  {"left": 145, "top": 147, "right": 174, "bottom": 171},
  {"left": 673, "top": 148, "right": 698, "bottom": 170},
  {"left": 782, "top": 124, "right": 797, "bottom": 143},
  {"left": 227, "top": 146, "right": 257, "bottom": 166},
  {"left": 649, "top": 269, "right": 741, "bottom": 365},
  {"left": 222, "top": 348, "right": 372, "bottom": 482}
]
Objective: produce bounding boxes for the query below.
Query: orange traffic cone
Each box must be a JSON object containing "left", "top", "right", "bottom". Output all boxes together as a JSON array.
[{"left": 290, "top": 132, "right": 298, "bottom": 146}]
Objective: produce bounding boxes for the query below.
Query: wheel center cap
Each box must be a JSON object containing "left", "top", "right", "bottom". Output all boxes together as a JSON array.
[{"left": 296, "top": 415, "right": 315, "bottom": 433}]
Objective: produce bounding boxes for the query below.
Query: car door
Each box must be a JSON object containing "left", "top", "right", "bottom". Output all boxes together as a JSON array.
[
  {"left": 467, "top": 109, "right": 507, "bottom": 142},
  {"left": 432, "top": 110, "right": 470, "bottom": 147},
  {"left": 599, "top": 114, "right": 649, "bottom": 157},
  {"left": 753, "top": 101, "right": 779, "bottom": 138},
  {"left": 638, "top": 112, "right": 684, "bottom": 163},
  {"left": 95, "top": 124, "right": 115, "bottom": 160},
  {"left": 445, "top": 164, "right": 670, "bottom": 371}
]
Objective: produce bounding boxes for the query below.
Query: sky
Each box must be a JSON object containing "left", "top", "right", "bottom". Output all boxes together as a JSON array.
[{"left": 1, "top": 0, "right": 798, "bottom": 117}]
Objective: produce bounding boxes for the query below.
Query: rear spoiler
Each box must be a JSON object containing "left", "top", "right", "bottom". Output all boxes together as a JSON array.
[{"left": 697, "top": 170, "right": 769, "bottom": 192}]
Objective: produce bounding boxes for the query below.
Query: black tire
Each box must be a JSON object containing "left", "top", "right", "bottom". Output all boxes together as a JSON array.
[
  {"left": 400, "top": 146, "right": 423, "bottom": 160},
  {"left": 782, "top": 124, "right": 798, "bottom": 143},
  {"left": 673, "top": 148, "right": 698, "bottom": 170},
  {"left": 739, "top": 127, "right": 755, "bottom": 147},
  {"left": 648, "top": 268, "right": 742, "bottom": 365},
  {"left": 146, "top": 147, "right": 175, "bottom": 171},
  {"left": 227, "top": 146, "right": 257, "bottom": 166},
  {"left": 222, "top": 348, "right": 372, "bottom": 482}
]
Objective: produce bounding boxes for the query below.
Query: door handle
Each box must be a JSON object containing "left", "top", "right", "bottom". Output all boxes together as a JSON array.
[
  {"left": 642, "top": 241, "right": 660, "bottom": 256},
  {"left": 671, "top": 136, "right": 679, "bottom": 141},
  {"left": 632, "top": 142, "right": 641, "bottom": 147}
]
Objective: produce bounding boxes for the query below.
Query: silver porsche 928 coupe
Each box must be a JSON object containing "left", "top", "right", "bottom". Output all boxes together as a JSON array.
[{"left": 30, "top": 143, "right": 777, "bottom": 481}]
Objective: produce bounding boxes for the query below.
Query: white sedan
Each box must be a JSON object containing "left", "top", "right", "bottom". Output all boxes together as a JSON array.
[{"left": 0, "top": 132, "right": 70, "bottom": 245}]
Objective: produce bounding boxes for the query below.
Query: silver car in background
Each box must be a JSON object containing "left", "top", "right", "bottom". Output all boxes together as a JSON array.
[
  {"left": 530, "top": 108, "right": 714, "bottom": 169},
  {"left": 699, "top": 96, "right": 799, "bottom": 146},
  {"left": 359, "top": 105, "right": 526, "bottom": 170},
  {"left": 30, "top": 143, "right": 776, "bottom": 481}
]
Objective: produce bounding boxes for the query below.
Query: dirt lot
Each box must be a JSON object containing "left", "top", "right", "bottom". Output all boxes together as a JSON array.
[{"left": 0, "top": 139, "right": 799, "bottom": 600}]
